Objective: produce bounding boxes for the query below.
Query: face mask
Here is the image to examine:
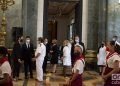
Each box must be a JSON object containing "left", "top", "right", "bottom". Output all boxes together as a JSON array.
[
  {"left": 74, "top": 51, "right": 81, "bottom": 56},
  {"left": 37, "top": 41, "right": 41, "bottom": 44},
  {"left": 112, "top": 38, "right": 116, "bottom": 41},
  {"left": 44, "top": 41, "right": 48, "bottom": 44},
  {"left": 101, "top": 44, "right": 104, "bottom": 47},
  {"left": 26, "top": 40, "right": 30, "bottom": 43},
  {"left": 75, "top": 39, "right": 79, "bottom": 43}
]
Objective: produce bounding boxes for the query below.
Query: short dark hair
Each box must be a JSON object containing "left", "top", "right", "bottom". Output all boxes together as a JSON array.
[
  {"left": 0, "top": 46, "right": 8, "bottom": 56},
  {"left": 113, "top": 36, "right": 118, "bottom": 38},
  {"left": 110, "top": 41, "right": 120, "bottom": 54},
  {"left": 38, "top": 37, "right": 44, "bottom": 43},
  {"left": 110, "top": 41, "right": 115, "bottom": 46},
  {"left": 26, "top": 36, "right": 30, "bottom": 38}
]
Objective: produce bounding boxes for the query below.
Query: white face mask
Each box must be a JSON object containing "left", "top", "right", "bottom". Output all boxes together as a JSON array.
[
  {"left": 44, "top": 41, "right": 48, "bottom": 44},
  {"left": 75, "top": 39, "right": 79, "bottom": 43},
  {"left": 37, "top": 41, "right": 41, "bottom": 44},
  {"left": 26, "top": 40, "right": 30, "bottom": 43},
  {"left": 112, "top": 38, "right": 116, "bottom": 41}
]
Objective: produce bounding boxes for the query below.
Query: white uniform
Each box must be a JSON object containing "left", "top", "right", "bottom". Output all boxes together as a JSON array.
[
  {"left": 35, "top": 43, "right": 46, "bottom": 81},
  {"left": 63, "top": 46, "right": 71, "bottom": 66},
  {"left": 72, "top": 59, "right": 85, "bottom": 74},
  {"left": 97, "top": 46, "right": 107, "bottom": 66},
  {"left": 0, "top": 61, "right": 12, "bottom": 78},
  {"left": 68, "top": 43, "right": 72, "bottom": 52}
]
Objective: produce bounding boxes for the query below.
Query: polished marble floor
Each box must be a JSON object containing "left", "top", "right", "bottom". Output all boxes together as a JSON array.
[
  {"left": 13, "top": 71, "right": 104, "bottom": 86},
  {"left": 13, "top": 64, "right": 104, "bottom": 86}
]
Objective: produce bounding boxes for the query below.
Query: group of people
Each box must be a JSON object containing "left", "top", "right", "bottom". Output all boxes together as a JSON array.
[
  {"left": 0, "top": 35, "right": 86, "bottom": 86},
  {"left": 0, "top": 35, "right": 120, "bottom": 86},
  {"left": 97, "top": 36, "right": 120, "bottom": 86}
]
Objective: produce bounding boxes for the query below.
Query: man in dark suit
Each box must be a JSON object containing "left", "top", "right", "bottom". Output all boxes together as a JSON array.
[
  {"left": 12, "top": 36, "right": 23, "bottom": 81},
  {"left": 71, "top": 36, "right": 85, "bottom": 66},
  {"left": 22, "top": 36, "right": 34, "bottom": 79}
]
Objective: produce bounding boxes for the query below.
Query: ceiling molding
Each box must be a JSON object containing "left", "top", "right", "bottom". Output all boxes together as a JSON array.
[
  {"left": 49, "top": 0, "right": 80, "bottom": 2},
  {"left": 48, "top": 1, "right": 78, "bottom": 15}
]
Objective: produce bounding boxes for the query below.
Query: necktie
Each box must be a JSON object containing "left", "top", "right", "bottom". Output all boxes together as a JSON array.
[
  {"left": 28, "top": 44, "right": 30, "bottom": 48},
  {"left": 27, "top": 44, "right": 29, "bottom": 48}
]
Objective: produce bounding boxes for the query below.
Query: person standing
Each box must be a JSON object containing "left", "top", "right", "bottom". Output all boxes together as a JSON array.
[
  {"left": 22, "top": 36, "right": 34, "bottom": 79},
  {"left": 71, "top": 36, "right": 85, "bottom": 66},
  {"left": 69, "top": 45, "right": 85, "bottom": 86},
  {"left": 12, "top": 36, "right": 23, "bottom": 81},
  {"left": 50, "top": 39, "right": 59, "bottom": 73},
  {"left": 102, "top": 41, "right": 120, "bottom": 86},
  {"left": 35, "top": 37, "right": 46, "bottom": 86},
  {"left": 62, "top": 40, "right": 71, "bottom": 77},
  {"left": 112, "top": 36, "right": 120, "bottom": 54},
  {"left": 0, "top": 47, "right": 13, "bottom": 86},
  {"left": 43, "top": 38, "right": 50, "bottom": 73},
  {"left": 97, "top": 42, "right": 107, "bottom": 75}
]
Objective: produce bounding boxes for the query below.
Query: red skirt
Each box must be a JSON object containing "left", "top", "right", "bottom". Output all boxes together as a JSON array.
[
  {"left": 0, "top": 77, "right": 13, "bottom": 86},
  {"left": 71, "top": 74, "right": 82, "bottom": 86},
  {"left": 104, "top": 67, "right": 120, "bottom": 86}
]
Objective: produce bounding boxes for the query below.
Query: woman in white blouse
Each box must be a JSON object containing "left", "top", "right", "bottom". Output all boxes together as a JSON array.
[
  {"left": 102, "top": 41, "right": 120, "bottom": 86},
  {"left": 62, "top": 40, "right": 71, "bottom": 77},
  {"left": 97, "top": 42, "right": 107, "bottom": 75}
]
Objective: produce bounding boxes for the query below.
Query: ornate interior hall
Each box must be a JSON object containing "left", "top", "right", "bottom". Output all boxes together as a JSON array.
[{"left": 0, "top": 0, "right": 120, "bottom": 86}]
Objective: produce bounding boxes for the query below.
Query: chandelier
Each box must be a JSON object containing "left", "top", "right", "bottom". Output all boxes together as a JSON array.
[
  {"left": 49, "top": 1, "right": 65, "bottom": 23},
  {"left": 0, "top": 0, "right": 15, "bottom": 11},
  {"left": 0, "top": 0, "right": 15, "bottom": 46}
]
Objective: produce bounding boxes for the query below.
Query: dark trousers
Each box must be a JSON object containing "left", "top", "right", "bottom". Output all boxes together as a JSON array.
[
  {"left": 13, "top": 60, "right": 20, "bottom": 78},
  {"left": 24, "top": 60, "right": 33, "bottom": 78},
  {"left": 43, "top": 56, "right": 48, "bottom": 73}
]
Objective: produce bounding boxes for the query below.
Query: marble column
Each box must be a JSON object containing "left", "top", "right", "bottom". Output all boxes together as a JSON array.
[
  {"left": 22, "top": 0, "right": 27, "bottom": 36},
  {"left": 22, "top": 0, "right": 38, "bottom": 46},
  {"left": 82, "top": 0, "right": 88, "bottom": 49},
  {"left": 75, "top": 0, "right": 82, "bottom": 40},
  {"left": 37, "top": 0, "right": 44, "bottom": 38},
  {"left": 87, "top": 0, "right": 99, "bottom": 50},
  {"left": 98, "top": 0, "right": 107, "bottom": 45},
  {"left": 43, "top": 0, "right": 48, "bottom": 38}
]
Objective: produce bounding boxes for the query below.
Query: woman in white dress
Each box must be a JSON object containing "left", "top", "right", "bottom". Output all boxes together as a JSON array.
[
  {"left": 62, "top": 40, "right": 71, "bottom": 77},
  {"left": 97, "top": 42, "right": 107, "bottom": 75},
  {"left": 35, "top": 37, "right": 46, "bottom": 86}
]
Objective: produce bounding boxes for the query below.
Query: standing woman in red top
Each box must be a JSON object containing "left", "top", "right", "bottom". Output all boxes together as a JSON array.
[
  {"left": 102, "top": 41, "right": 120, "bottom": 86},
  {"left": 0, "top": 46, "right": 13, "bottom": 86}
]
